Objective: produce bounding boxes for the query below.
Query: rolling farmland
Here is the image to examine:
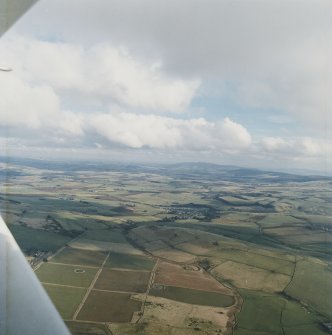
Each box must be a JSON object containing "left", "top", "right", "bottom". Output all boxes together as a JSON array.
[{"left": 1, "top": 159, "right": 331, "bottom": 334}]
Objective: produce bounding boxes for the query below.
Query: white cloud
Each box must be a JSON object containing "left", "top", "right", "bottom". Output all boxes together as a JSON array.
[
  {"left": 0, "top": 75, "right": 59, "bottom": 129},
  {"left": 260, "top": 136, "right": 332, "bottom": 158},
  {"left": 0, "top": 34, "right": 200, "bottom": 112},
  {"left": 90, "top": 112, "right": 251, "bottom": 151},
  {"left": 14, "top": 0, "right": 332, "bottom": 128}
]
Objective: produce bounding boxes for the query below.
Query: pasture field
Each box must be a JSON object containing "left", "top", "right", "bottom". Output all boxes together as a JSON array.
[
  {"left": 69, "top": 238, "right": 144, "bottom": 255},
  {"left": 43, "top": 284, "right": 86, "bottom": 319},
  {"left": 105, "top": 252, "right": 155, "bottom": 270},
  {"left": 51, "top": 247, "right": 107, "bottom": 267},
  {"left": 210, "top": 248, "right": 295, "bottom": 275},
  {"left": 212, "top": 261, "right": 290, "bottom": 292},
  {"left": 66, "top": 321, "right": 111, "bottom": 335},
  {"left": 258, "top": 214, "right": 304, "bottom": 227},
  {"left": 235, "top": 291, "right": 287, "bottom": 335},
  {"left": 285, "top": 260, "right": 332, "bottom": 318},
  {"left": 283, "top": 324, "right": 328, "bottom": 335},
  {"left": 36, "top": 263, "right": 98, "bottom": 287},
  {"left": 235, "top": 290, "right": 326, "bottom": 335},
  {"left": 82, "top": 229, "right": 127, "bottom": 243},
  {"left": 94, "top": 269, "right": 151, "bottom": 293},
  {"left": 154, "top": 261, "right": 232, "bottom": 294},
  {"left": 77, "top": 291, "right": 141, "bottom": 322},
  {"left": 8, "top": 224, "right": 72, "bottom": 252},
  {"left": 151, "top": 248, "right": 195, "bottom": 263},
  {"left": 149, "top": 285, "right": 235, "bottom": 307},
  {"left": 134, "top": 294, "right": 230, "bottom": 330}
]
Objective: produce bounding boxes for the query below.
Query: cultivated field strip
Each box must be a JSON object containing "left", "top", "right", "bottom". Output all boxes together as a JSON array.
[{"left": 73, "top": 251, "right": 110, "bottom": 320}]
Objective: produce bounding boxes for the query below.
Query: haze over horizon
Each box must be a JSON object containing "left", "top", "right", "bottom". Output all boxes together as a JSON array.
[{"left": 0, "top": 0, "right": 331, "bottom": 173}]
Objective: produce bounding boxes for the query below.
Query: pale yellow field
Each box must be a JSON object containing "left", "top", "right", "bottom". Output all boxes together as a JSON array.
[
  {"left": 212, "top": 261, "right": 290, "bottom": 293},
  {"left": 69, "top": 239, "right": 144, "bottom": 255}
]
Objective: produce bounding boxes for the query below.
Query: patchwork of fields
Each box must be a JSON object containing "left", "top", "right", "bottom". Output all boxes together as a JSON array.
[{"left": 1, "top": 160, "right": 332, "bottom": 335}]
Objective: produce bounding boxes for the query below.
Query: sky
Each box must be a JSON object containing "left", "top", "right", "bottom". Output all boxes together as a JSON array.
[{"left": 0, "top": 0, "right": 331, "bottom": 173}]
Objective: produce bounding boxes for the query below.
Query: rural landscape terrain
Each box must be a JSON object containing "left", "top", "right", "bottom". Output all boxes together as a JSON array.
[{"left": 1, "top": 157, "right": 332, "bottom": 335}]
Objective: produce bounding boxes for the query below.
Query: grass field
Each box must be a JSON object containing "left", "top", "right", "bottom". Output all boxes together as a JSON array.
[
  {"left": 211, "top": 249, "right": 295, "bottom": 275},
  {"left": 83, "top": 229, "right": 127, "bottom": 243},
  {"left": 36, "top": 263, "right": 98, "bottom": 287},
  {"left": 258, "top": 215, "right": 304, "bottom": 227},
  {"left": 95, "top": 269, "right": 151, "bottom": 293},
  {"left": 235, "top": 290, "right": 287, "bottom": 335},
  {"left": 44, "top": 284, "right": 86, "bottom": 319},
  {"left": 51, "top": 247, "right": 107, "bottom": 267},
  {"left": 212, "top": 261, "right": 290, "bottom": 292},
  {"left": 150, "top": 285, "right": 234, "bottom": 307},
  {"left": 77, "top": 291, "right": 141, "bottom": 322},
  {"left": 9, "top": 224, "right": 72, "bottom": 252},
  {"left": 285, "top": 260, "right": 332, "bottom": 318},
  {"left": 66, "top": 321, "right": 111, "bottom": 335},
  {"left": 105, "top": 252, "right": 155, "bottom": 271},
  {"left": 69, "top": 239, "right": 144, "bottom": 255},
  {"left": 235, "top": 290, "right": 327, "bottom": 335}
]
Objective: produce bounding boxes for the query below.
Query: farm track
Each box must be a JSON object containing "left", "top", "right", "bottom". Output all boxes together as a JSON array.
[
  {"left": 135, "top": 258, "right": 159, "bottom": 323},
  {"left": 73, "top": 252, "right": 110, "bottom": 320}
]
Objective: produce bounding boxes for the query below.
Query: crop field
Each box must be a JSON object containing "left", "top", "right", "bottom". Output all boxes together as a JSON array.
[
  {"left": 36, "top": 263, "right": 98, "bottom": 287},
  {"left": 77, "top": 291, "right": 142, "bottom": 322},
  {"left": 154, "top": 261, "right": 232, "bottom": 293},
  {"left": 51, "top": 247, "right": 107, "bottom": 267},
  {"left": 105, "top": 252, "right": 155, "bottom": 270},
  {"left": 150, "top": 285, "right": 234, "bottom": 307},
  {"left": 43, "top": 284, "right": 87, "bottom": 319},
  {"left": 95, "top": 269, "right": 151, "bottom": 293}
]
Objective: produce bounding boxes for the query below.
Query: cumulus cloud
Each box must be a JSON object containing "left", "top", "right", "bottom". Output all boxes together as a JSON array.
[
  {"left": 14, "top": 0, "right": 332, "bottom": 128},
  {"left": 0, "top": 34, "right": 200, "bottom": 112},
  {"left": 260, "top": 136, "right": 332, "bottom": 158},
  {"left": 90, "top": 113, "right": 251, "bottom": 151},
  {"left": 1, "top": 1, "right": 331, "bottom": 171},
  {"left": 0, "top": 75, "right": 59, "bottom": 129}
]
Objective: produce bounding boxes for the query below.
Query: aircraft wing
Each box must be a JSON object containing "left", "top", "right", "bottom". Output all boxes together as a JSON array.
[
  {"left": 0, "top": 216, "right": 71, "bottom": 335},
  {"left": 0, "top": 0, "right": 38, "bottom": 36}
]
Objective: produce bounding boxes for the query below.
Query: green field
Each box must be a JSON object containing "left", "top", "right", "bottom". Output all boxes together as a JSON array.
[
  {"left": 9, "top": 225, "right": 72, "bottom": 252},
  {"left": 83, "top": 229, "right": 127, "bottom": 243},
  {"left": 149, "top": 285, "right": 234, "bottom": 307},
  {"left": 105, "top": 252, "right": 155, "bottom": 271},
  {"left": 66, "top": 321, "right": 111, "bottom": 335},
  {"left": 44, "top": 284, "right": 86, "bottom": 319},
  {"left": 95, "top": 269, "right": 151, "bottom": 293},
  {"left": 235, "top": 290, "right": 326, "bottom": 335},
  {"left": 51, "top": 247, "right": 107, "bottom": 267},
  {"left": 36, "top": 263, "right": 98, "bottom": 287},
  {"left": 211, "top": 248, "right": 294, "bottom": 275},
  {"left": 285, "top": 260, "right": 332, "bottom": 318},
  {"left": 77, "top": 291, "right": 141, "bottom": 322}
]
